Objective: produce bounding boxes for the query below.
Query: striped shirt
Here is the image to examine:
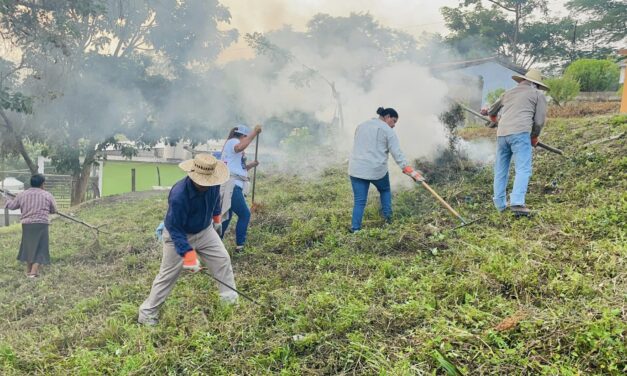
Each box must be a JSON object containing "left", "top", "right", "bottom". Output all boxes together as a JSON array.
[{"left": 4, "top": 188, "right": 58, "bottom": 224}]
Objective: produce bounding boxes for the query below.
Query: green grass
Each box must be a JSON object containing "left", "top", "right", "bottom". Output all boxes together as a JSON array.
[
  {"left": 102, "top": 161, "right": 185, "bottom": 196},
  {"left": 0, "top": 114, "right": 625, "bottom": 375}
]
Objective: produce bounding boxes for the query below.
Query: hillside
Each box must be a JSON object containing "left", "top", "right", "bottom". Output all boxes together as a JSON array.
[{"left": 1, "top": 115, "right": 625, "bottom": 375}]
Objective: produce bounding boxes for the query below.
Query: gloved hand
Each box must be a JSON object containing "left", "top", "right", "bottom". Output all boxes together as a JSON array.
[
  {"left": 402, "top": 166, "right": 425, "bottom": 182},
  {"left": 212, "top": 215, "right": 222, "bottom": 235},
  {"left": 487, "top": 114, "right": 498, "bottom": 128},
  {"left": 155, "top": 222, "right": 164, "bottom": 241},
  {"left": 254, "top": 124, "right": 262, "bottom": 134},
  {"left": 183, "top": 249, "right": 201, "bottom": 272},
  {"left": 531, "top": 136, "right": 539, "bottom": 147}
]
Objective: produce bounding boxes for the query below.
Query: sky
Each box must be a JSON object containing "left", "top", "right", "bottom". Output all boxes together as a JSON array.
[{"left": 216, "top": 0, "right": 569, "bottom": 64}]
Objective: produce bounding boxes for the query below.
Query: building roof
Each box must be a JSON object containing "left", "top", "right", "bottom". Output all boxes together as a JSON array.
[{"left": 431, "top": 56, "right": 527, "bottom": 75}]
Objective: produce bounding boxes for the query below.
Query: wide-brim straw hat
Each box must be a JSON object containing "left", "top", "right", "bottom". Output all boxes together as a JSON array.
[
  {"left": 512, "top": 68, "right": 549, "bottom": 91},
  {"left": 179, "top": 153, "right": 229, "bottom": 186}
]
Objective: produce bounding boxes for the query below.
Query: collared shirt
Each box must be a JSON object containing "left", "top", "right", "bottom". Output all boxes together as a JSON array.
[
  {"left": 221, "top": 138, "right": 248, "bottom": 188},
  {"left": 164, "top": 177, "right": 222, "bottom": 256},
  {"left": 348, "top": 118, "right": 409, "bottom": 180},
  {"left": 4, "top": 188, "right": 57, "bottom": 224},
  {"left": 489, "top": 81, "right": 548, "bottom": 137}
]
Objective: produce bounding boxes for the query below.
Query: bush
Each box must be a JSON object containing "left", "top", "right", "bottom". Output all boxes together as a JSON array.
[
  {"left": 545, "top": 77, "right": 580, "bottom": 106},
  {"left": 486, "top": 88, "right": 505, "bottom": 106},
  {"left": 564, "top": 59, "right": 620, "bottom": 92}
]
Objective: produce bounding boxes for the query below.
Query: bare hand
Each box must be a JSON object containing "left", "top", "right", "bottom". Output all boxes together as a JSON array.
[{"left": 254, "top": 124, "right": 262, "bottom": 134}]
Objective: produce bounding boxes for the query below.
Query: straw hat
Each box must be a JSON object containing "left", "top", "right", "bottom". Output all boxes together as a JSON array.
[
  {"left": 179, "top": 153, "right": 229, "bottom": 187},
  {"left": 512, "top": 68, "right": 549, "bottom": 91}
]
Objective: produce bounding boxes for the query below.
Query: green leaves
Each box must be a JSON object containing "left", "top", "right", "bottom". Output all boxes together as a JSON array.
[
  {"left": 0, "top": 88, "right": 33, "bottom": 114},
  {"left": 545, "top": 76, "right": 580, "bottom": 106},
  {"left": 564, "top": 59, "right": 621, "bottom": 92}
]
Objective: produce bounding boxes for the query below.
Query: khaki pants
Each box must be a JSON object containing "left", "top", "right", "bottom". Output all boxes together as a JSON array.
[{"left": 138, "top": 226, "right": 237, "bottom": 321}]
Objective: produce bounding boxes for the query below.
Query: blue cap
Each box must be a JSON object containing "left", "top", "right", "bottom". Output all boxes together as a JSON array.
[{"left": 234, "top": 124, "right": 251, "bottom": 136}]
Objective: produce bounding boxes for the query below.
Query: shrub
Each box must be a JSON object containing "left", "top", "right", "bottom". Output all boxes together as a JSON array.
[
  {"left": 486, "top": 88, "right": 505, "bottom": 106},
  {"left": 545, "top": 77, "right": 580, "bottom": 106},
  {"left": 564, "top": 59, "right": 620, "bottom": 92}
]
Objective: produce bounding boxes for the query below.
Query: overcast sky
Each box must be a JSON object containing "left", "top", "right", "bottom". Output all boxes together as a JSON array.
[{"left": 217, "top": 0, "right": 568, "bottom": 63}]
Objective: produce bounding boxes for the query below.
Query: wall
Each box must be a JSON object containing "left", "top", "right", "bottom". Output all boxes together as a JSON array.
[{"left": 455, "top": 62, "right": 520, "bottom": 106}]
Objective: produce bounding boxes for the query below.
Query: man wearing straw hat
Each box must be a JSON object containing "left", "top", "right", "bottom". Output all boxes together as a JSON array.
[
  {"left": 486, "top": 68, "right": 549, "bottom": 216},
  {"left": 138, "top": 154, "right": 237, "bottom": 326}
]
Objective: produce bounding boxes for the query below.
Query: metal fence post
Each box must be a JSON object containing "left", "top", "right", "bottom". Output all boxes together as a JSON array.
[{"left": 131, "top": 168, "right": 136, "bottom": 192}]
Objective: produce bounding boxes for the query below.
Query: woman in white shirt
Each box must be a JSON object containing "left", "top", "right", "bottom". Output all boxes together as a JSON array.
[{"left": 219, "top": 124, "right": 261, "bottom": 252}]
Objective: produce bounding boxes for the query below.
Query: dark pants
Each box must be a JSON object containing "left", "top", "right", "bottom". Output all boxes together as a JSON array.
[
  {"left": 350, "top": 173, "right": 392, "bottom": 231},
  {"left": 221, "top": 186, "right": 251, "bottom": 246}
]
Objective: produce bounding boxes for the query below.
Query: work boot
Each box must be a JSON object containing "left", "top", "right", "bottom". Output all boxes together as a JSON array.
[
  {"left": 234, "top": 245, "right": 244, "bottom": 253},
  {"left": 510, "top": 205, "right": 531, "bottom": 217}
]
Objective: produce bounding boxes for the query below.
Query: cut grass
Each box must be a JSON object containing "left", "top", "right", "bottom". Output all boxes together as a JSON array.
[
  {"left": 0, "top": 114, "right": 625, "bottom": 375},
  {"left": 102, "top": 161, "right": 185, "bottom": 196}
]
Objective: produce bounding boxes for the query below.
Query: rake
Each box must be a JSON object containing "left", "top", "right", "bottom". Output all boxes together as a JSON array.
[{"left": 0, "top": 187, "right": 108, "bottom": 235}]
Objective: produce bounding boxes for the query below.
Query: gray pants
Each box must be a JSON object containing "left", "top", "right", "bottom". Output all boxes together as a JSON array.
[{"left": 138, "top": 227, "right": 238, "bottom": 321}]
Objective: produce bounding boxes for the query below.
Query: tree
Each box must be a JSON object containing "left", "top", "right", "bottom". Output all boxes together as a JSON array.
[
  {"left": 564, "top": 59, "right": 620, "bottom": 92},
  {"left": 441, "top": 0, "right": 569, "bottom": 68},
  {"left": 566, "top": 0, "right": 626, "bottom": 45},
  {"left": 1, "top": 0, "right": 237, "bottom": 204},
  {"left": 544, "top": 77, "right": 580, "bottom": 106}
]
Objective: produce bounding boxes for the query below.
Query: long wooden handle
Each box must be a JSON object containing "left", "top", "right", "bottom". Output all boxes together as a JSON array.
[
  {"left": 536, "top": 142, "right": 564, "bottom": 155},
  {"left": 420, "top": 181, "right": 464, "bottom": 222},
  {"left": 0, "top": 187, "right": 105, "bottom": 232},
  {"left": 251, "top": 134, "right": 259, "bottom": 204}
]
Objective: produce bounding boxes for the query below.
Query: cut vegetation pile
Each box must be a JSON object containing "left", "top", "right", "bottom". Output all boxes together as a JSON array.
[{"left": 1, "top": 115, "right": 625, "bottom": 375}]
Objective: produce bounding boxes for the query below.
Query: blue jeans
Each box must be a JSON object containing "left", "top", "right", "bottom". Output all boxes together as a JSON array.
[
  {"left": 221, "top": 186, "right": 250, "bottom": 246},
  {"left": 350, "top": 173, "right": 392, "bottom": 231},
  {"left": 493, "top": 132, "right": 533, "bottom": 211}
]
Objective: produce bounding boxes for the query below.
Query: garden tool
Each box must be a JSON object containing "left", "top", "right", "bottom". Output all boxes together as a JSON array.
[
  {"left": 199, "top": 267, "right": 275, "bottom": 312},
  {"left": 251, "top": 133, "right": 265, "bottom": 213},
  {"left": 454, "top": 100, "right": 565, "bottom": 157},
  {"left": 412, "top": 179, "right": 481, "bottom": 230},
  {"left": 0, "top": 187, "right": 109, "bottom": 234}
]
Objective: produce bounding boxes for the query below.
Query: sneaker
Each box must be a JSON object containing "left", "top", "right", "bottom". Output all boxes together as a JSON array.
[
  {"left": 138, "top": 315, "right": 158, "bottom": 326},
  {"left": 510, "top": 205, "right": 531, "bottom": 216},
  {"left": 234, "top": 245, "right": 244, "bottom": 253}
]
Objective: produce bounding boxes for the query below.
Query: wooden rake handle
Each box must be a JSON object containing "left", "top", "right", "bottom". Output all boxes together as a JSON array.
[{"left": 419, "top": 180, "right": 465, "bottom": 223}]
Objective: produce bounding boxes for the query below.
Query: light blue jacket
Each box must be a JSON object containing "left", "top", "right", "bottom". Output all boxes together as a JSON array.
[{"left": 348, "top": 118, "right": 408, "bottom": 180}]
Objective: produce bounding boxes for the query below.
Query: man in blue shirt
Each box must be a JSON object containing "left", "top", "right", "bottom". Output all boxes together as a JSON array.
[{"left": 139, "top": 154, "right": 236, "bottom": 326}]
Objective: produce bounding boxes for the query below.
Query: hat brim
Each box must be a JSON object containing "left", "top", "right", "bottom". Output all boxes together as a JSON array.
[
  {"left": 179, "top": 159, "right": 230, "bottom": 186},
  {"left": 512, "top": 74, "right": 549, "bottom": 91}
]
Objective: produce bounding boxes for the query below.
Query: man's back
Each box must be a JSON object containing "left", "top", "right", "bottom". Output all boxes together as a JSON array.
[{"left": 490, "top": 82, "right": 547, "bottom": 137}]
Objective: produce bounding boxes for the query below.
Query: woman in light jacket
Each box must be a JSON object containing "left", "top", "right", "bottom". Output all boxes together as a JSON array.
[
  {"left": 219, "top": 124, "right": 261, "bottom": 252},
  {"left": 348, "top": 107, "right": 424, "bottom": 232}
]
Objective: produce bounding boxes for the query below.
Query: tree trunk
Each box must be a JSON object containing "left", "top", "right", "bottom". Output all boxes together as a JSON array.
[
  {"left": 70, "top": 146, "right": 97, "bottom": 206},
  {"left": 513, "top": 4, "right": 520, "bottom": 65},
  {"left": 0, "top": 108, "right": 38, "bottom": 174}
]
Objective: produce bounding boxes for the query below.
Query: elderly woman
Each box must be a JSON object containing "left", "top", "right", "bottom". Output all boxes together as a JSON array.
[{"left": 4, "top": 174, "right": 58, "bottom": 278}]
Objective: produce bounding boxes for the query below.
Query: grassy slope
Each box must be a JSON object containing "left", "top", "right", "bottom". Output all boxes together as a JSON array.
[
  {"left": 0, "top": 115, "right": 625, "bottom": 375},
  {"left": 102, "top": 161, "right": 185, "bottom": 196}
]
